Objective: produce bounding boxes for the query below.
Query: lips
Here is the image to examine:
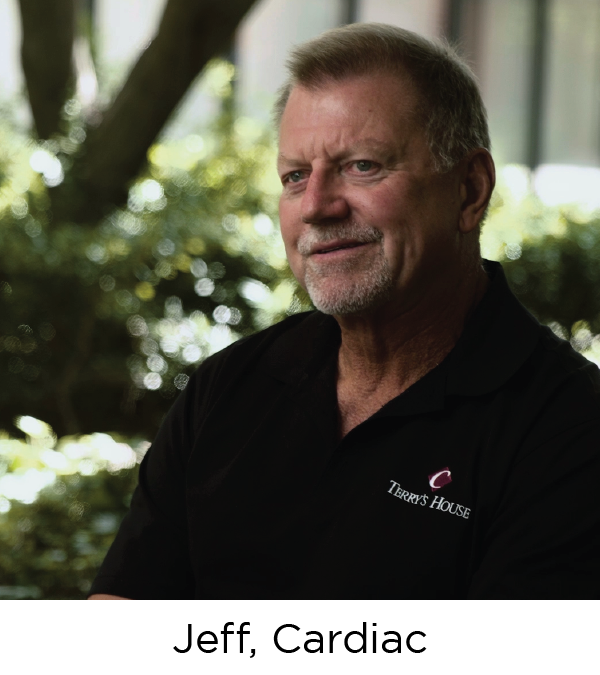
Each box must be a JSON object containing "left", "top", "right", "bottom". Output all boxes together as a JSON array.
[
  {"left": 297, "top": 225, "right": 383, "bottom": 258},
  {"left": 311, "top": 239, "right": 370, "bottom": 255}
]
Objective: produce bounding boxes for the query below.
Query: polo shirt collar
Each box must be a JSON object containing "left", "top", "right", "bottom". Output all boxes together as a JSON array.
[
  {"left": 264, "top": 260, "right": 541, "bottom": 403},
  {"left": 264, "top": 311, "right": 340, "bottom": 385},
  {"left": 445, "top": 260, "right": 541, "bottom": 396}
]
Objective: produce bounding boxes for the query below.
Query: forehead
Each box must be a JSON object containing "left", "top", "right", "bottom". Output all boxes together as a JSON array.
[{"left": 278, "top": 73, "right": 422, "bottom": 158}]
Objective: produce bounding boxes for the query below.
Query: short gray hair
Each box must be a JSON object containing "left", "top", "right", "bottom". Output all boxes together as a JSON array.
[{"left": 273, "top": 23, "right": 490, "bottom": 172}]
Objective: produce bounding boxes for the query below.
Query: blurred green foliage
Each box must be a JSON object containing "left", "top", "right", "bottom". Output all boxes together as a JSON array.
[
  {"left": 0, "top": 61, "right": 309, "bottom": 440},
  {"left": 0, "top": 466, "right": 137, "bottom": 599},
  {"left": 0, "top": 418, "right": 141, "bottom": 599},
  {"left": 503, "top": 222, "right": 600, "bottom": 336},
  {"left": 481, "top": 166, "right": 600, "bottom": 361}
]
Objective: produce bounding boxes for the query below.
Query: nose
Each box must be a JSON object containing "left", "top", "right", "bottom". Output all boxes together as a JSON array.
[{"left": 301, "top": 170, "right": 350, "bottom": 224}]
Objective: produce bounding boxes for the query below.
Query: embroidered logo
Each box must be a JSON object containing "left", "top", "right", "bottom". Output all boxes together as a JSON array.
[
  {"left": 388, "top": 478, "right": 470, "bottom": 519},
  {"left": 428, "top": 467, "right": 452, "bottom": 492}
]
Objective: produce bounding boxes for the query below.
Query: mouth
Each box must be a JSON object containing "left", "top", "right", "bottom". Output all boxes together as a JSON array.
[{"left": 311, "top": 240, "right": 372, "bottom": 255}]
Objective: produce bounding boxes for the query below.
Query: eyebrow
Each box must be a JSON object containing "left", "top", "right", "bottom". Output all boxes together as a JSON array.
[{"left": 278, "top": 138, "right": 400, "bottom": 168}]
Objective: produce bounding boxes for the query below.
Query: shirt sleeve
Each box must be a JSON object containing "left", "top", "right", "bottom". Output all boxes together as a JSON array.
[
  {"left": 87, "top": 318, "right": 299, "bottom": 599},
  {"left": 88, "top": 368, "right": 203, "bottom": 599},
  {"left": 467, "top": 418, "right": 600, "bottom": 599}
]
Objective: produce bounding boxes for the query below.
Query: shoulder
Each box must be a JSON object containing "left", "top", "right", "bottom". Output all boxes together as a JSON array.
[
  {"left": 537, "top": 324, "right": 600, "bottom": 387},
  {"left": 511, "top": 323, "right": 600, "bottom": 454},
  {"left": 180, "top": 311, "right": 330, "bottom": 428},
  {"left": 460, "top": 260, "right": 600, "bottom": 431},
  {"left": 193, "top": 310, "right": 322, "bottom": 380},
  {"left": 144, "top": 311, "right": 327, "bottom": 467},
  {"left": 531, "top": 324, "right": 600, "bottom": 410}
]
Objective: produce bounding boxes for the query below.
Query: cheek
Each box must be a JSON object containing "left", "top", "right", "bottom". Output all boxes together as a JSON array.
[
  {"left": 279, "top": 220, "right": 298, "bottom": 259},
  {"left": 278, "top": 212, "right": 305, "bottom": 279},
  {"left": 378, "top": 203, "right": 438, "bottom": 268},
  {"left": 278, "top": 202, "right": 296, "bottom": 248}
]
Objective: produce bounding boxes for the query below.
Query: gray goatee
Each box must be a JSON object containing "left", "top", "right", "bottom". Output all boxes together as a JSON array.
[{"left": 297, "top": 222, "right": 394, "bottom": 315}]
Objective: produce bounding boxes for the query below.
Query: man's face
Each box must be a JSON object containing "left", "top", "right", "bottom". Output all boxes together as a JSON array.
[{"left": 277, "top": 72, "right": 465, "bottom": 318}]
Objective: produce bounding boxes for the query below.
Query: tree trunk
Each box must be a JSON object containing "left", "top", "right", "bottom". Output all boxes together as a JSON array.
[
  {"left": 18, "top": 0, "right": 76, "bottom": 139},
  {"left": 79, "top": 0, "right": 259, "bottom": 220}
]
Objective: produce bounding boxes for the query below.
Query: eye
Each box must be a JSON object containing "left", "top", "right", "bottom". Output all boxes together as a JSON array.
[
  {"left": 286, "top": 170, "right": 305, "bottom": 183},
  {"left": 354, "top": 160, "right": 375, "bottom": 172}
]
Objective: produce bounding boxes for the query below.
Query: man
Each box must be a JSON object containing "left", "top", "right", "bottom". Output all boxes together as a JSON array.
[{"left": 90, "top": 23, "right": 600, "bottom": 599}]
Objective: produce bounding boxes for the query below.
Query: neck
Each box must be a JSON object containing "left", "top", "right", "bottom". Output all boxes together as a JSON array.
[{"left": 335, "top": 261, "right": 489, "bottom": 396}]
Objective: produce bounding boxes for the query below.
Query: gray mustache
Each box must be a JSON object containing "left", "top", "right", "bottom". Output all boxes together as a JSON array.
[{"left": 297, "top": 223, "right": 383, "bottom": 255}]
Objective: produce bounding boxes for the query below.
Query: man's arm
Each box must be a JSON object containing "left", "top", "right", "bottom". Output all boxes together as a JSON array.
[
  {"left": 87, "top": 363, "right": 204, "bottom": 599},
  {"left": 88, "top": 594, "right": 130, "bottom": 600}
]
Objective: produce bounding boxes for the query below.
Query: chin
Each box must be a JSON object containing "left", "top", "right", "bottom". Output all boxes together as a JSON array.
[{"left": 306, "top": 271, "right": 394, "bottom": 316}]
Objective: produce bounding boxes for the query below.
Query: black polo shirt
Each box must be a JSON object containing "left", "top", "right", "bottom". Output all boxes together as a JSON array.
[{"left": 90, "top": 261, "right": 600, "bottom": 599}]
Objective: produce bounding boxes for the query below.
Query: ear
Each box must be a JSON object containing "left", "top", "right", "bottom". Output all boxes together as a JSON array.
[{"left": 458, "top": 149, "right": 496, "bottom": 234}]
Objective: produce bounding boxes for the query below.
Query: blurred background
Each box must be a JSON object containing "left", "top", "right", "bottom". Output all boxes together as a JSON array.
[{"left": 1, "top": 0, "right": 600, "bottom": 599}]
